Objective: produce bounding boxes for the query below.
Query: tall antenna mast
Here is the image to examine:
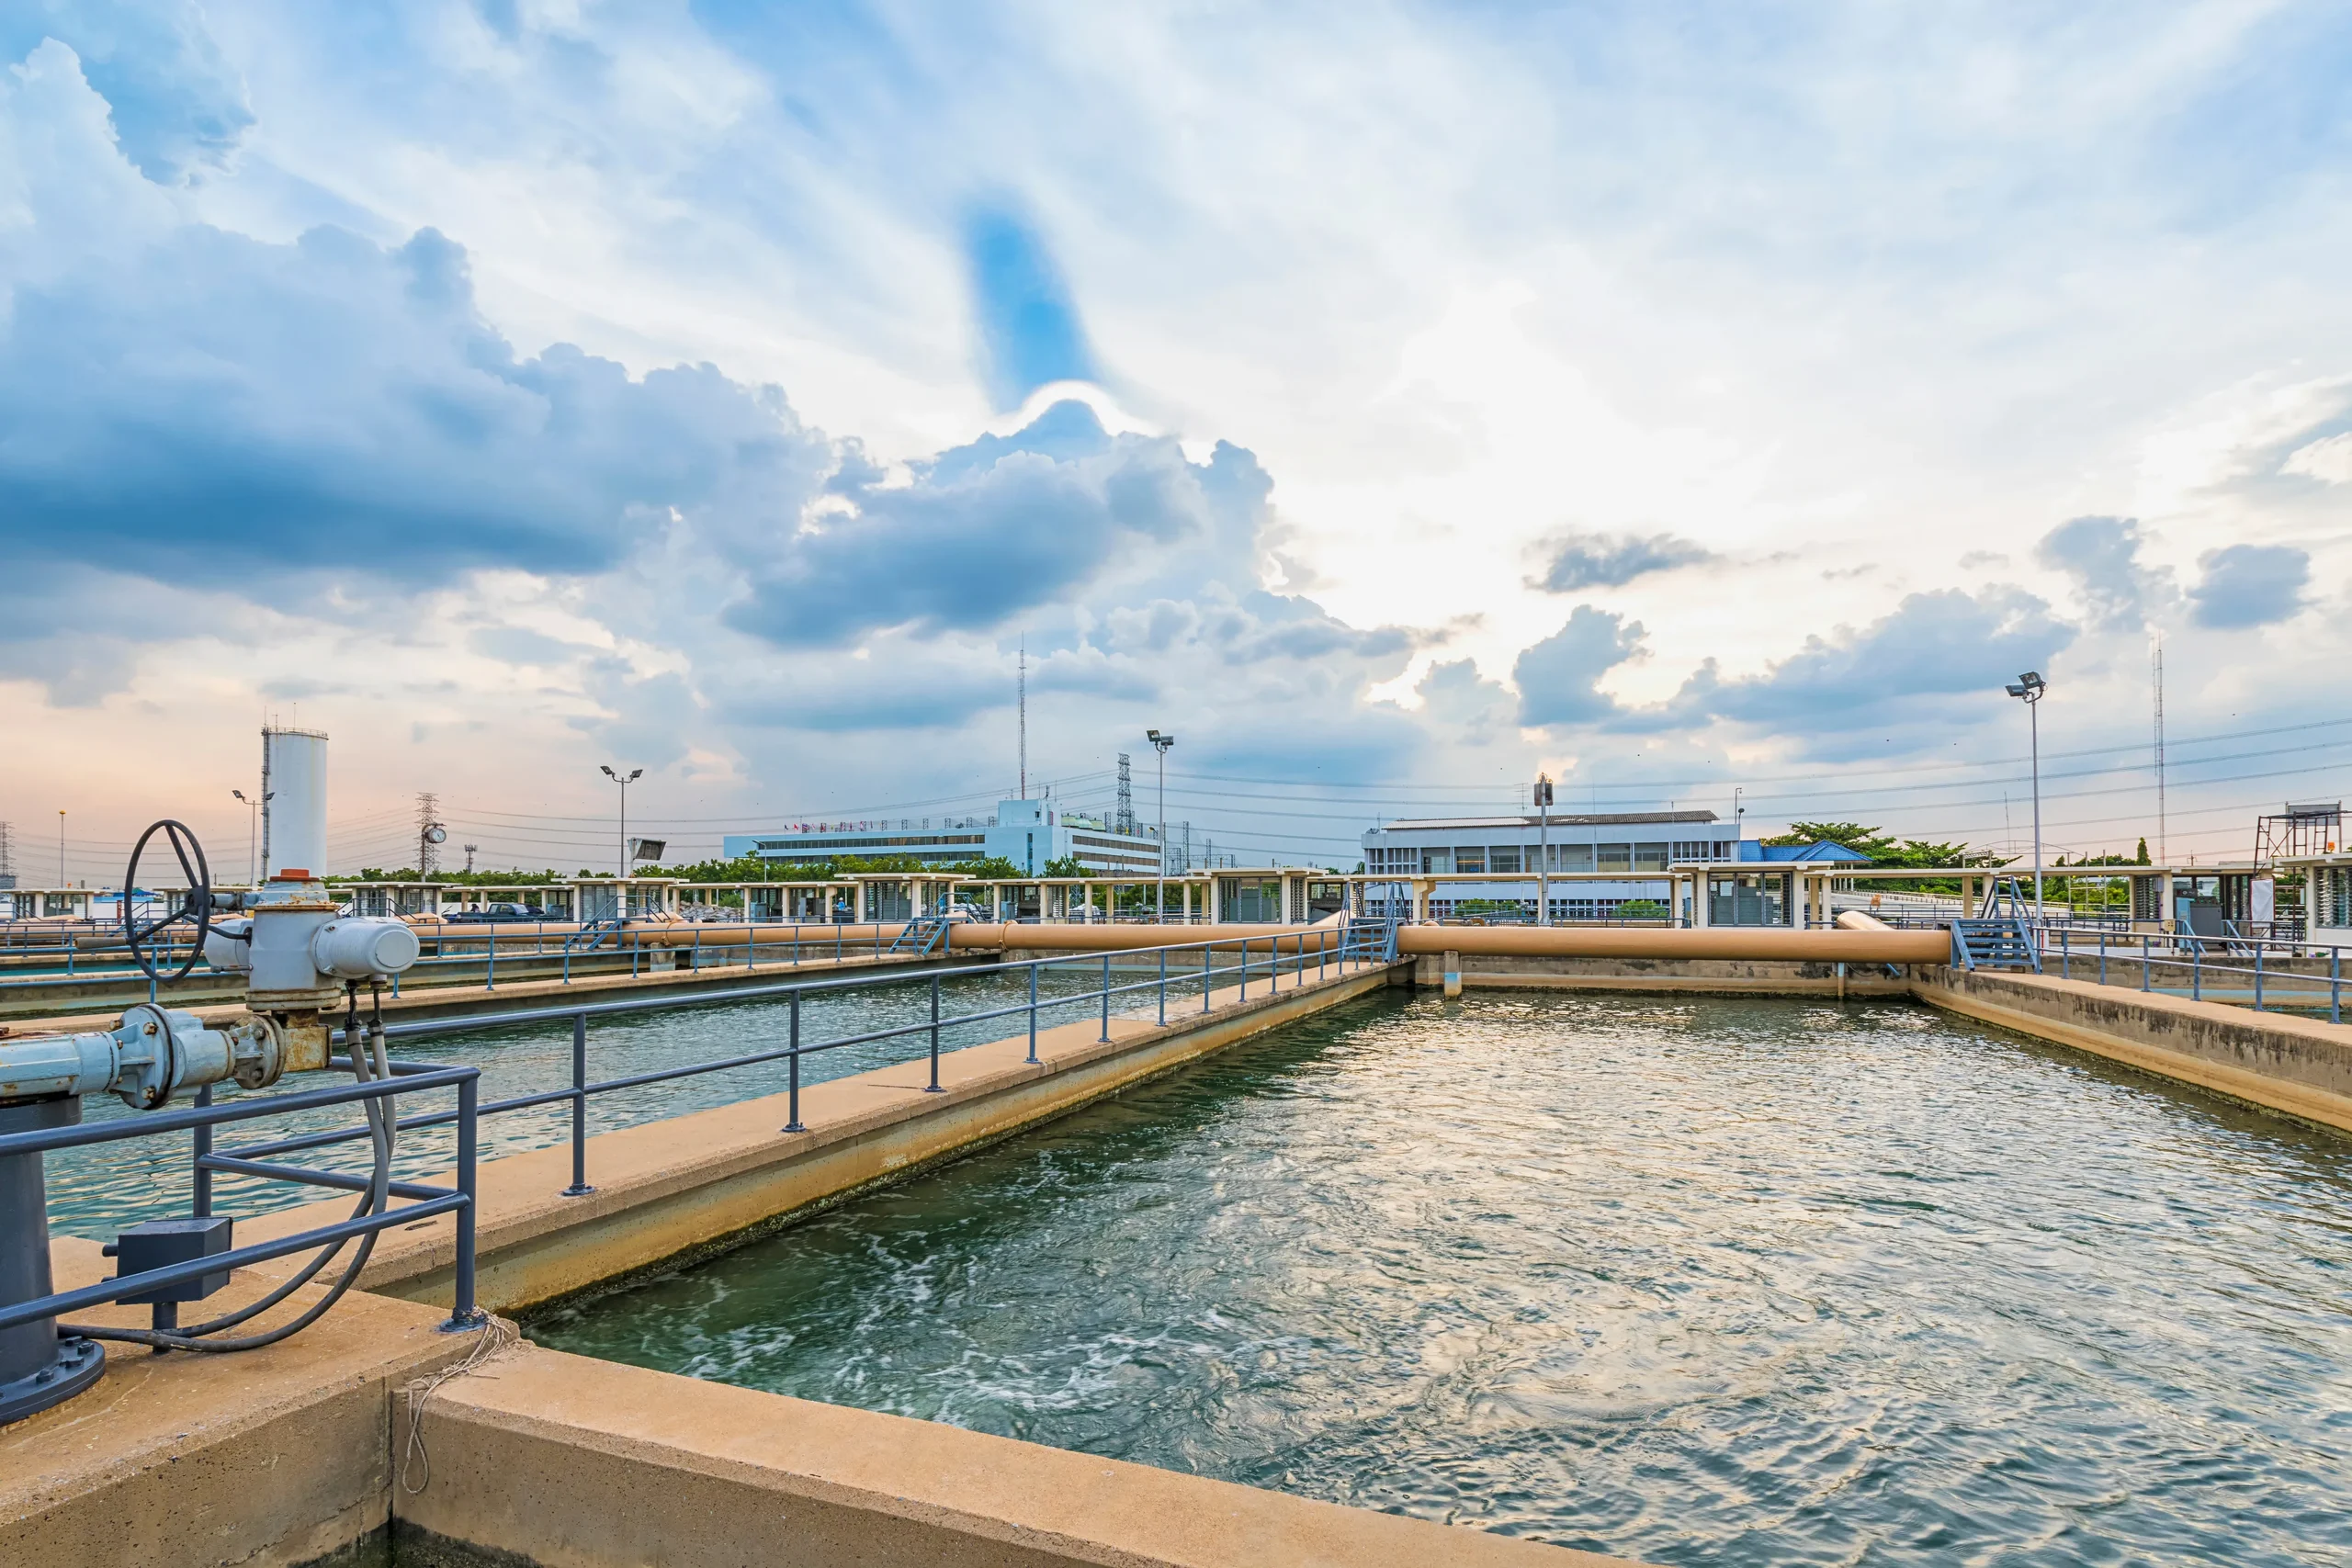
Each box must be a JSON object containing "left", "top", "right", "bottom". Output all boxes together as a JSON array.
[
  {"left": 1116, "top": 752, "right": 1135, "bottom": 834},
  {"left": 2152, "top": 632, "right": 2167, "bottom": 863},
  {"left": 1018, "top": 637, "right": 1028, "bottom": 800}
]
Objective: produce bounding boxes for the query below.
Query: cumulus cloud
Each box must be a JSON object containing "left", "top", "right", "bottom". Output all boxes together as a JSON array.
[
  {"left": 0, "top": 45, "right": 833, "bottom": 595},
  {"left": 0, "top": 2, "right": 253, "bottom": 180},
  {"left": 2034, "top": 515, "right": 2176, "bottom": 631},
  {"left": 2188, "top": 544, "right": 2309, "bottom": 628},
  {"left": 723, "top": 402, "right": 1257, "bottom": 648},
  {"left": 1682, "top": 589, "right": 2074, "bottom": 728},
  {"left": 1529, "top": 530, "right": 1713, "bottom": 592},
  {"left": 1512, "top": 606, "right": 1645, "bottom": 727}
]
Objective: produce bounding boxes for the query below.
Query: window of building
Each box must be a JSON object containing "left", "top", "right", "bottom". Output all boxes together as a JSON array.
[
  {"left": 1709, "top": 872, "right": 1790, "bottom": 926},
  {"left": 1422, "top": 848, "right": 1452, "bottom": 874},
  {"left": 1554, "top": 843, "right": 1593, "bottom": 872},
  {"left": 1596, "top": 842, "right": 1633, "bottom": 872},
  {"left": 1218, "top": 877, "right": 1283, "bottom": 921},
  {"left": 1487, "top": 846, "right": 1521, "bottom": 873},
  {"left": 1634, "top": 843, "right": 1668, "bottom": 872},
  {"left": 1454, "top": 847, "right": 1486, "bottom": 874}
]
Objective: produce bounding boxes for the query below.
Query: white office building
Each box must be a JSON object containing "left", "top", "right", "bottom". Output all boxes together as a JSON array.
[{"left": 723, "top": 797, "right": 1162, "bottom": 878}]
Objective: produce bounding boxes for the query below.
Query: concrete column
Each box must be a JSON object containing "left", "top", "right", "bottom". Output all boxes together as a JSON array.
[
  {"left": 1442, "top": 949, "right": 1462, "bottom": 998},
  {"left": 853, "top": 882, "right": 866, "bottom": 923},
  {"left": 1412, "top": 878, "right": 1431, "bottom": 923}
]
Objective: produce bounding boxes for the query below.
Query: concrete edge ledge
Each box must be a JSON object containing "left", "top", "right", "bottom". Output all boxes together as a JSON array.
[
  {"left": 1912, "top": 966, "right": 2352, "bottom": 1136},
  {"left": 400, "top": 1342, "right": 1645, "bottom": 1568},
  {"left": 0, "top": 1239, "right": 488, "bottom": 1568}
]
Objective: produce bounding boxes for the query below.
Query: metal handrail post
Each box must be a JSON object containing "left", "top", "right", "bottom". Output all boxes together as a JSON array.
[
  {"left": 918, "top": 974, "right": 945, "bottom": 1091},
  {"left": 563, "top": 1012, "right": 594, "bottom": 1195},
  {"left": 443, "top": 1073, "right": 483, "bottom": 1331},
  {"left": 2334, "top": 946, "right": 2342, "bottom": 1026},
  {"left": 2192, "top": 942, "right": 2200, "bottom": 1003},
  {"left": 2255, "top": 942, "right": 2265, "bottom": 1011},
  {"left": 486, "top": 931, "right": 496, "bottom": 991},
  {"left": 783, "top": 991, "right": 805, "bottom": 1131},
  {"left": 1099, "top": 954, "right": 1112, "bottom": 1043},
  {"left": 1203, "top": 942, "right": 1212, "bottom": 1013},
  {"left": 1026, "top": 962, "right": 1040, "bottom": 1064},
  {"left": 2098, "top": 932, "right": 2106, "bottom": 987},
  {"left": 2142, "top": 933, "right": 2150, "bottom": 993},
  {"left": 2060, "top": 928, "right": 2068, "bottom": 980},
  {"left": 1239, "top": 938, "right": 1249, "bottom": 1002},
  {"left": 192, "top": 1083, "right": 213, "bottom": 1216},
  {"left": 1159, "top": 947, "right": 1167, "bottom": 1026}
]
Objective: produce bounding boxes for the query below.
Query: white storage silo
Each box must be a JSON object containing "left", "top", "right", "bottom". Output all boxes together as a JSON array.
[{"left": 261, "top": 727, "right": 329, "bottom": 879}]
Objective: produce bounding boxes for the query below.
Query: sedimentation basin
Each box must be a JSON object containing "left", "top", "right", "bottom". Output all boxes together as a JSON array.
[
  {"left": 535, "top": 987, "right": 2352, "bottom": 1566},
  {"left": 8, "top": 921, "right": 2351, "bottom": 1566}
]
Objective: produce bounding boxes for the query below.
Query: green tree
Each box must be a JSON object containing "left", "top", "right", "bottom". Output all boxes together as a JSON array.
[
  {"left": 1042, "top": 854, "right": 1088, "bottom": 878},
  {"left": 945, "top": 855, "right": 1023, "bottom": 880}
]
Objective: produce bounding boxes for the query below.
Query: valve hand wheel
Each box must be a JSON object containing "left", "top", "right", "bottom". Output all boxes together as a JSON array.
[{"left": 123, "top": 820, "right": 214, "bottom": 982}]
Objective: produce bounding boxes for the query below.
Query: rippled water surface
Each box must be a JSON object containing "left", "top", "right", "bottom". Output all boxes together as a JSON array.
[{"left": 535, "top": 992, "right": 2352, "bottom": 1566}]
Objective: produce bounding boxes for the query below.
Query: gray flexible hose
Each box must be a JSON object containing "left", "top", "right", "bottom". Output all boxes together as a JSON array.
[{"left": 65, "top": 1002, "right": 399, "bottom": 1352}]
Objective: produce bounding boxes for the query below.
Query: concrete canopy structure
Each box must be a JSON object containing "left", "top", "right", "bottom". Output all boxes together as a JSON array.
[{"left": 1361, "top": 813, "right": 1872, "bottom": 924}]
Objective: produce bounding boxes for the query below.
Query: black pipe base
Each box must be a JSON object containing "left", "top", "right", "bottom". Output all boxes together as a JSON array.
[{"left": 0, "top": 1335, "right": 103, "bottom": 1425}]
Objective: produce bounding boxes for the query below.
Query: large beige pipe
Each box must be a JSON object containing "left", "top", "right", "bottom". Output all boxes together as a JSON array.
[
  {"left": 953, "top": 922, "right": 1337, "bottom": 954},
  {"left": 1395, "top": 923, "right": 1945, "bottom": 964}
]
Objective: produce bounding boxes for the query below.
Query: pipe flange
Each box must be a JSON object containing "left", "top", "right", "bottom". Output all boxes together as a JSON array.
[{"left": 0, "top": 1337, "right": 104, "bottom": 1425}]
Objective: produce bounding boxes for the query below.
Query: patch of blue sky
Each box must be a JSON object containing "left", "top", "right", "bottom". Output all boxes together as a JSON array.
[{"left": 963, "top": 205, "right": 1102, "bottom": 410}]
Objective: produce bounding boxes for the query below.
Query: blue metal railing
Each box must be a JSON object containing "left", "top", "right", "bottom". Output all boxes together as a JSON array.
[
  {"left": 2039, "top": 924, "right": 2345, "bottom": 1023},
  {"left": 266, "top": 924, "right": 1396, "bottom": 1208},
  {"left": 0, "top": 1062, "right": 484, "bottom": 1337},
  {"left": 6, "top": 922, "right": 1396, "bottom": 1359}
]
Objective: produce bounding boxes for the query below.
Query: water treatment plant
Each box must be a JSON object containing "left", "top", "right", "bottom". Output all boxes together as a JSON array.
[
  {"left": 10, "top": 12, "right": 2352, "bottom": 1562},
  {"left": 2, "top": 727, "right": 2348, "bottom": 1567}
]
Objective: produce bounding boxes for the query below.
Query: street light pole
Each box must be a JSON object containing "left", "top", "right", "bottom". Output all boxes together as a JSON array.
[
  {"left": 600, "top": 765, "right": 643, "bottom": 881},
  {"left": 57, "top": 810, "right": 64, "bottom": 888},
  {"left": 232, "top": 789, "right": 271, "bottom": 887},
  {"left": 1147, "top": 729, "right": 1175, "bottom": 923},
  {"left": 2005, "top": 672, "right": 2048, "bottom": 921},
  {"left": 1534, "top": 773, "right": 1554, "bottom": 926}
]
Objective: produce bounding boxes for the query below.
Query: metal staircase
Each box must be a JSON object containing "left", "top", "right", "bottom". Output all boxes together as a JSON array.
[
  {"left": 889, "top": 918, "right": 951, "bottom": 957},
  {"left": 563, "top": 916, "right": 628, "bottom": 953},
  {"left": 1346, "top": 918, "right": 1401, "bottom": 963},
  {"left": 1950, "top": 918, "right": 2041, "bottom": 973}
]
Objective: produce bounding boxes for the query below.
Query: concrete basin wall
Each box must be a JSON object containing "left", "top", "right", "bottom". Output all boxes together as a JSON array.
[
  {"left": 1912, "top": 964, "right": 2352, "bottom": 1135},
  {"left": 397, "top": 1343, "right": 1641, "bottom": 1568},
  {"left": 1410, "top": 952, "right": 1914, "bottom": 998}
]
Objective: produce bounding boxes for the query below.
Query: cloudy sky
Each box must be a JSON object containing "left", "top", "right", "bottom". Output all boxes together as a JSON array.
[{"left": 4, "top": 0, "right": 2349, "bottom": 880}]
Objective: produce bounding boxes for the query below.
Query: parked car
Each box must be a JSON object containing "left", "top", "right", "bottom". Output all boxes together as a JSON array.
[{"left": 444, "top": 902, "right": 547, "bottom": 923}]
